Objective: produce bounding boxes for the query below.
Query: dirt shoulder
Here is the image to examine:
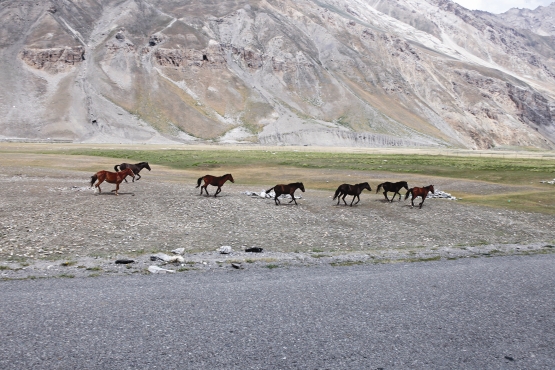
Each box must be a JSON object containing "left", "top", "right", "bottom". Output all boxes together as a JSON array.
[{"left": 0, "top": 161, "right": 553, "bottom": 279}]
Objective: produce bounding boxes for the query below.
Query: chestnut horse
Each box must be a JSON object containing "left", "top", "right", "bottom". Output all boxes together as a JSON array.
[
  {"left": 196, "top": 174, "right": 234, "bottom": 197},
  {"left": 333, "top": 182, "right": 371, "bottom": 206},
  {"left": 90, "top": 168, "right": 135, "bottom": 195},
  {"left": 114, "top": 162, "right": 151, "bottom": 182},
  {"left": 405, "top": 185, "right": 435, "bottom": 209},
  {"left": 376, "top": 181, "right": 409, "bottom": 202},
  {"left": 266, "top": 182, "right": 305, "bottom": 205}
]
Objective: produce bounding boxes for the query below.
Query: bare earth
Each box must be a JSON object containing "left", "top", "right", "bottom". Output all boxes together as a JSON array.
[{"left": 0, "top": 155, "right": 554, "bottom": 279}]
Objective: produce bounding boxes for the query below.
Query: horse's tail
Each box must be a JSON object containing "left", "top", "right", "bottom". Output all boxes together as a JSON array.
[
  {"left": 404, "top": 188, "right": 413, "bottom": 200},
  {"left": 376, "top": 183, "right": 383, "bottom": 193},
  {"left": 332, "top": 187, "right": 341, "bottom": 200},
  {"left": 90, "top": 174, "right": 97, "bottom": 187},
  {"left": 266, "top": 186, "right": 275, "bottom": 194},
  {"left": 196, "top": 176, "right": 204, "bottom": 188},
  {"left": 114, "top": 164, "right": 120, "bottom": 172}
]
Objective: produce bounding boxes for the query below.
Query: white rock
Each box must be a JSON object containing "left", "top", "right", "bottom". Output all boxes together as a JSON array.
[
  {"left": 151, "top": 253, "right": 184, "bottom": 263},
  {"left": 218, "top": 246, "right": 232, "bottom": 254},
  {"left": 171, "top": 248, "right": 185, "bottom": 255},
  {"left": 148, "top": 266, "right": 175, "bottom": 274}
]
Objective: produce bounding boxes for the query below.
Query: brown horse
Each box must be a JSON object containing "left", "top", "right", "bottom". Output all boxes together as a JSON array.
[
  {"left": 376, "top": 181, "right": 409, "bottom": 202},
  {"left": 114, "top": 162, "right": 151, "bottom": 182},
  {"left": 405, "top": 185, "right": 435, "bottom": 209},
  {"left": 90, "top": 168, "right": 135, "bottom": 195},
  {"left": 333, "top": 182, "right": 371, "bottom": 206},
  {"left": 196, "top": 174, "right": 234, "bottom": 197},
  {"left": 266, "top": 182, "right": 305, "bottom": 205}
]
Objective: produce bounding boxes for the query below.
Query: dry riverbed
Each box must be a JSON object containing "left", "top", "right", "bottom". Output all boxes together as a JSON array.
[{"left": 1, "top": 165, "right": 554, "bottom": 279}]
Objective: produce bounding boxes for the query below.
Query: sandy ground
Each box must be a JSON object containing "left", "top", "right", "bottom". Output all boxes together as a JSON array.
[{"left": 0, "top": 158, "right": 553, "bottom": 279}]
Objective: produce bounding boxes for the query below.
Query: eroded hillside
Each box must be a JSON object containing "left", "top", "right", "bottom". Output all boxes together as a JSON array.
[{"left": 1, "top": 0, "right": 554, "bottom": 149}]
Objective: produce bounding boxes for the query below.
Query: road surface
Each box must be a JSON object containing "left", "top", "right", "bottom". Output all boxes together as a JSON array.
[{"left": 1, "top": 255, "right": 554, "bottom": 369}]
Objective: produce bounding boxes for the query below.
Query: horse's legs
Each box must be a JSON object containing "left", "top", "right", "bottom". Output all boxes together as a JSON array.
[
  {"left": 291, "top": 191, "right": 298, "bottom": 205},
  {"left": 111, "top": 182, "right": 120, "bottom": 195},
  {"left": 135, "top": 173, "right": 141, "bottom": 182},
  {"left": 95, "top": 178, "right": 104, "bottom": 194},
  {"left": 411, "top": 196, "right": 416, "bottom": 208},
  {"left": 341, "top": 193, "right": 348, "bottom": 206},
  {"left": 352, "top": 194, "right": 361, "bottom": 206},
  {"left": 274, "top": 193, "right": 280, "bottom": 205},
  {"left": 419, "top": 197, "right": 425, "bottom": 209},
  {"left": 215, "top": 187, "right": 221, "bottom": 197},
  {"left": 383, "top": 192, "right": 390, "bottom": 202},
  {"left": 202, "top": 185, "right": 209, "bottom": 196}
]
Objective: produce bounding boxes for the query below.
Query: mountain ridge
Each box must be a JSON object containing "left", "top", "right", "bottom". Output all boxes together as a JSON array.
[{"left": 1, "top": 0, "right": 555, "bottom": 149}]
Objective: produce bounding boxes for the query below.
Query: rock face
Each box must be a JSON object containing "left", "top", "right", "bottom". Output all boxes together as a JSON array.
[{"left": 1, "top": 0, "right": 555, "bottom": 149}]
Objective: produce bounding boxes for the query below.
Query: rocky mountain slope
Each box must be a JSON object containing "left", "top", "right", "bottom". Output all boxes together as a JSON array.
[{"left": 1, "top": 0, "right": 555, "bottom": 149}]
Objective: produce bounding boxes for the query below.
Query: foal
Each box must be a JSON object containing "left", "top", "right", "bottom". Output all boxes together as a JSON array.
[{"left": 405, "top": 185, "right": 435, "bottom": 209}]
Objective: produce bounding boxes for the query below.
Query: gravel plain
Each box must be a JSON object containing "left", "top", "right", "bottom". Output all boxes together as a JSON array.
[{"left": 0, "top": 161, "right": 554, "bottom": 280}]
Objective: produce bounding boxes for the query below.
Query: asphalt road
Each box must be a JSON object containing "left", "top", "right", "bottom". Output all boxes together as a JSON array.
[{"left": 1, "top": 255, "right": 554, "bottom": 369}]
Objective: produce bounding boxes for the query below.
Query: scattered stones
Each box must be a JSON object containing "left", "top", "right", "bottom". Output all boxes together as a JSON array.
[
  {"left": 540, "top": 179, "right": 555, "bottom": 184},
  {"left": 427, "top": 190, "right": 457, "bottom": 200},
  {"left": 245, "top": 247, "right": 263, "bottom": 253},
  {"left": 148, "top": 266, "right": 175, "bottom": 274},
  {"left": 115, "top": 259, "right": 134, "bottom": 264},
  {"left": 171, "top": 248, "right": 185, "bottom": 255},
  {"left": 150, "top": 253, "right": 184, "bottom": 263},
  {"left": 218, "top": 246, "right": 232, "bottom": 254}
]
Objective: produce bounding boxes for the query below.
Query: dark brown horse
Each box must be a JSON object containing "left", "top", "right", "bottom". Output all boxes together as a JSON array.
[
  {"left": 376, "top": 181, "right": 409, "bottom": 202},
  {"left": 266, "top": 182, "right": 305, "bottom": 205},
  {"left": 333, "top": 182, "right": 371, "bottom": 206},
  {"left": 405, "top": 185, "right": 435, "bottom": 209},
  {"left": 196, "top": 174, "right": 234, "bottom": 197},
  {"left": 90, "top": 168, "right": 135, "bottom": 195},
  {"left": 114, "top": 162, "right": 151, "bottom": 182}
]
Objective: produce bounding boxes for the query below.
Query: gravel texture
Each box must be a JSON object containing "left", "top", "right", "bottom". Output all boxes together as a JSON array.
[{"left": 0, "top": 167, "right": 554, "bottom": 279}]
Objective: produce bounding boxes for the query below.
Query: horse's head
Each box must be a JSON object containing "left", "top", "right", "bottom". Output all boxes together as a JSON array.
[
  {"left": 362, "top": 182, "right": 371, "bottom": 192},
  {"left": 226, "top": 174, "right": 235, "bottom": 183},
  {"left": 143, "top": 162, "right": 151, "bottom": 171},
  {"left": 429, "top": 184, "right": 435, "bottom": 193},
  {"left": 298, "top": 182, "right": 305, "bottom": 192}
]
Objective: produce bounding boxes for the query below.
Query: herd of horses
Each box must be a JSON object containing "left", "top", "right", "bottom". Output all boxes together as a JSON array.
[{"left": 90, "top": 162, "right": 435, "bottom": 208}]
